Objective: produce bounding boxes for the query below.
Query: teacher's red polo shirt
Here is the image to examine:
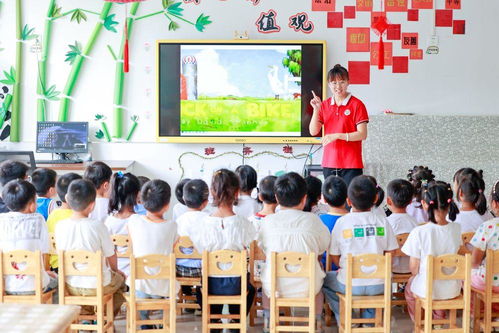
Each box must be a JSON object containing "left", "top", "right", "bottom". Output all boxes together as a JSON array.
[{"left": 318, "top": 94, "right": 369, "bottom": 169}]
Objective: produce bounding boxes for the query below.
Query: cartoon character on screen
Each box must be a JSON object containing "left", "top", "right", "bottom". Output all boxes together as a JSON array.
[{"left": 180, "top": 56, "right": 198, "bottom": 101}]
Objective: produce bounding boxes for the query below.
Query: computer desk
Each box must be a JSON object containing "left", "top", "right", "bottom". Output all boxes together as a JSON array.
[{"left": 36, "top": 160, "right": 135, "bottom": 174}]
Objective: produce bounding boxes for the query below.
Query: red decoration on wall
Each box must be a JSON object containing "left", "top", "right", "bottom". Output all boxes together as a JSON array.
[
  {"left": 411, "top": 0, "right": 432, "bottom": 9},
  {"left": 243, "top": 146, "right": 253, "bottom": 156},
  {"left": 435, "top": 9, "right": 453, "bottom": 27},
  {"left": 408, "top": 9, "right": 419, "bottom": 21},
  {"left": 312, "top": 0, "right": 335, "bottom": 11},
  {"left": 283, "top": 145, "right": 293, "bottom": 154},
  {"left": 371, "top": 42, "right": 393, "bottom": 66},
  {"left": 387, "top": 24, "right": 401, "bottom": 40},
  {"left": 327, "top": 12, "right": 343, "bottom": 28},
  {"left": 347, "top": 28, "right": 370, "bottom": 52},
  {"left": 410, "top": 49, "right": 424, "bottom": 60},
  {"left": 344, "top": 6, "right": 356, "bottom": 19},
  {"left": 371, "top": 11, "right": 384, "bottom": 25},
  {"left": 348, "top": 61, "right": 370, "bottom": 84},
  {"left": 392, "top": 56, "right": 409, "bottom": 73},
  {"left": 385, "top": 0, "right": 408, "bottom": 12},
  {"left": 255, "top": 9, "right": 281, "bottom": 33},
  {"left": 453, "top": 20, "right": 466, "bottom": 34},
  {"left": 289, "top": 12, "right": 314, "bottom": 33},
  {"left": 371, "top": 14, "right": 389, "bottom": 69},
  {"left": 445, "top": 0, "right": 461, "bottom": 10},
  {"left": 401, "top": 33, "right": 419, "bottom": 49},
  {"left": 356, "top": 0, "right": 373, "bottom": 12},
  {"left": 204, "top": 147, "right": 215, "bottom": 155}
]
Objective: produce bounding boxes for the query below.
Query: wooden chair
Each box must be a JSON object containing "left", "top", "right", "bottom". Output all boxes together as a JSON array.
[
  {"left": 58, "top": 250, "right": 114, "bottom": 333},
  {"left": 392, "top": 233, "right": 411, "bottom": 307},
  {"left": 173, "top": 236, "right": 202, "bottom": 314},
  {"left": 458, "top": 232, "right": 475, "bottom": 255},
  {"left": 0, "top": 250, "right": 55, "bottom": 304},
  {"left": 270, "top": 251, "right": 316, "bottom": 333},
  {"left": 414, "top": 254, "right": 471, "bottom": 333},
  {"left": 202, "top": 249, "right": 248, "bottom": 333},
  {"left": 249, "top": 240, "right": 266, "bottom": 326},
  {"left": 472, "top": 249, "right": 499, "bottom": 333},
  {"left": 49, "top": 233, "right": 57, "bottom": 256},
  {"left": 111, "top": 234, "right": 132, "bottom": 259},
  {"left": 338, "top": 253, "right": 392, "bottom": 333},
  {"left": 324, "top": 251, "right": 334, "bottom": 327},
  {"left": 126, "top": 254, "right": 176, "bottom": 332}
]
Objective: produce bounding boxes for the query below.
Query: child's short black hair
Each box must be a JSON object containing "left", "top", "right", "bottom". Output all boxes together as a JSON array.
[
  {"left": 322, "top": 176, "right": 347, "bottom": 207},
  {"left": 387, "top": 179, "right": 414, "bottom": 209},
  {"left": 141, "top": 179, "right": 171, "bottom": 213},
  {"left": 66, "top": 179, "right": 96, "bottom": 212},
  {"left": 1, "top": 179, "right": 37, "bottom": 212},
  {"left": 304, "top": 176, "right": 322, "bottom": 212},
  {"left": 175, "top": 178, "right": 191, "bottom": 205},
  {"left": 83, "top": 161, "right": 112, "bottom": 189},
  {"left": 30, "top": 168, "right": 57, "bottom": 196},
  {"left": 235, "top": 165, "right": 257, "bottom": 193},
  {"left": 0, "top": 160, "right": 29, "bottom": 186},
  {"left": 183, "top": 179, "right": 209, "bottom": 209},
  {"left": 258, "top": 175, "right": 277, "bottom": 204},
  {"left": 275, "top": 172, "right": 307, "bottom": 208},
  {"left": 108, "top": 172, "right": 141, "bottom": 214},
  {"left": 348, "top": 175, "right": 376, "bottom": 211},
  {"left": 137, "top": 176, "right": 150, "bottom": 188},
  {"left": 56, "top": 173, "right": 82, "bottom": 203}
]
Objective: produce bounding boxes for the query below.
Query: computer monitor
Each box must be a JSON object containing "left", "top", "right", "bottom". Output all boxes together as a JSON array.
[{"left": 36, "top": 121, "right": 89, "bottom": 154}]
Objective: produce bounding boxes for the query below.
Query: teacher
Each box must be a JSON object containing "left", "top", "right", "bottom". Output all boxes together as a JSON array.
[{"left": 309, "top": 64, "right": 369, "bottom": 187}]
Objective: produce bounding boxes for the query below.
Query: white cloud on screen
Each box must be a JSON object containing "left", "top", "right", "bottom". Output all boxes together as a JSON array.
[{"left": 194, "top": 49, "right": 241, "bottom": 97}]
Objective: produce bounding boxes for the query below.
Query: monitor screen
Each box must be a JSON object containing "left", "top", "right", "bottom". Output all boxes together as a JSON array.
[{"left": 36, "top": 122, "right": 88, "bottom": 153}]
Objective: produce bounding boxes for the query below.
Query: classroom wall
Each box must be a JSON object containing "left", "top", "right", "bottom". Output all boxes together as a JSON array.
[{"left": 1, "top": 0, "right": 498, "bottom": 196}]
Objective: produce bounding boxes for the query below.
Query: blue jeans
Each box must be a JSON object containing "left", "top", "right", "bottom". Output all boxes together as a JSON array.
[
  {"left": 322, "top": 271, "right": 384, "bottom": 323},
  {"left": 135, "top": 290, "right": 166, "bottom": 329}
]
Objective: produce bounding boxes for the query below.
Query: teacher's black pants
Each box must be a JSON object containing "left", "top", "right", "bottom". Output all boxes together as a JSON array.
[{"left": 323, "top": 168, "right": 363, "bottom": 188}]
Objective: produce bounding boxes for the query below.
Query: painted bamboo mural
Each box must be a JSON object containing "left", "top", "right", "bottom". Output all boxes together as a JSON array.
[{"left": 11, "top": 0, "right": 22, "bottom": 142}]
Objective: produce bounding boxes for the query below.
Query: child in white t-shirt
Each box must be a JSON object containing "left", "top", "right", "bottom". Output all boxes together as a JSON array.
[
  {"left": 0, "top": 180, "right": 57, "bottom": 295},
  {"left": 104, "top": 172, "right": 141, "bottom": 277},
  {"left": 248, "top": 175, "right": 277, "bottom": 233},
  {"left": 406, "top": 166, "right": 435, "bottom": 224},
  {"left": 233, "top": 165, "right": 261, "bottom": 218},
  {"left": 402, "top": 181, "right": 462, "bottom": 322},
  {"left": 84, "top": 161, "right": 112, "bottom": 223},
  {"left": 172, "top": 178, "right": 190, "bottom": 222},
  {"left": 190, "top": 169, "right": 256, "bottom": 325},
  {"left": 127, "top": 179, "right": 180, "bottom": 329},
  {"left": 323, "top": 175, "right": 399, "bottom": 324},
  {"left": 386, "top": 179, "right": 419, "bottom": 273},
  {"left": 55, "top": 179, "right": 126, "bottom": 316}
]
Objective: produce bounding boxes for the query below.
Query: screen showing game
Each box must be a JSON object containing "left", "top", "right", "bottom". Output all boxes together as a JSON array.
[
  {"left": 158, "top": 41, "right": 325, "bottom": 143},
  {"left": 36, "top": 122, "right": 88, "bottom": 153}
]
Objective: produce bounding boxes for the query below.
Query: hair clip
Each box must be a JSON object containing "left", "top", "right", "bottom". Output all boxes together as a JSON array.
[
  {"left": 116, "top": 171, "right": 124, "bottom": 179},
  {"left": 429, "top": 200, "right": 434, "bottom": 205},
  {"left": 447, "top": 198, "right": 452, "bottom": 203},
  {"left": 478, "top": 189, "right": 483, "bottom": 193}
]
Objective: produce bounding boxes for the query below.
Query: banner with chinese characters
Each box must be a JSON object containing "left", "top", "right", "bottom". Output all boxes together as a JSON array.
[
  {"left": 371, "top": 42, "right": 393, "bottom": 66},
  {"left": 356, "top": 0, "right": 373, "bottom": 12},
  {"left": 411, "top": 0, "right": 432, "bottom": 9},
  {"left": 385, "top": 0, "right": 408, "bottom": 12},
  {"left": 347, "top": 27, "right": 371, "bottom": 52}
]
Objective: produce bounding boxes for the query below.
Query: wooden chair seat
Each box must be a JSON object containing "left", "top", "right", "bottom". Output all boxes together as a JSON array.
[
  {"left": 392, "top": 272, "right": 411, "bottom": 283},
  {"left": 62, "top": 293, "right": 113, "bottom": 306},
  {"left": 415, "top": 294, "right": 465, "bottom": 310}
]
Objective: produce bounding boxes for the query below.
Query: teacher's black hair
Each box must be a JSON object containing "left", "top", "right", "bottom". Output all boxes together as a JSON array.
[{"left": 327, "top": 64, "right": 349, "bottom": 82}]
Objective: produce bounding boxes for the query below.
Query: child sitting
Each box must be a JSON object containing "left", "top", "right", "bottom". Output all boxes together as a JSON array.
[
  {"left": 31, "top": 168, "right": 57, "bottom": 220},
  {"left": 234, "top": 165, "right": 261, "bottom": 218},
  {"left": 0, "top": 179, "right": 57, "bottom": 294},
  {"left": 0, "top": 160, "right": 29, "bottom": 213},
  {"left": 320, "top": 176, "right": 348, "bottom": 270},
  {"left": 134, "top": 175, "right": 150, "bottom": 216},
  {"left": 453, "top": 168, "right": 489, "bottom": 231},
  {"left": 127, "top": 179, "right": 179, "bottom": 328},
  {"left": 55, "top": 179, "right": 125, "bottom": 316},
  {"left": 304, "top": 175, "right": 328, "bottom": 216},
  {"left": 406, "top": 166, "right": 435, "bottom": 224},
  {"left": 104, "top": 172, "right": 140, "bottom": 277},
  {"left": 172, "top": 178, "right": 191, "bottom": 222},
  {"left": 83, "top": 161, "right": 112, "bottom": 223},
  {"left": 258, "top": 172, "right": 330, "bottom": 330},
  {"left": 191, "top": 169, "right": 256, "bottom": 325},
  {"left": 386, "top": 179, "right": 418, "bottom": 273},
  {"left": 402, "top": 181, "right": 461, "bottom": 322},
  {"left": 322, "top": 175, "right": 398, "bottom": 324},
  {"left": 366, "top": 175, "right": 386, "bottom": 219},
  {"left": 248, "top": 175, "right": 277, "bottom": 233},
  {"left": 47, "top": 172, "right": 82, "bottom": 271}
]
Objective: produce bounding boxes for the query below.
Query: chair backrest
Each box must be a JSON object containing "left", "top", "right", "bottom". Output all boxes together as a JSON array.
[
  {"left": 458, "top": 232, "right": 475, "bottom": 255},
  {"left": 429, "top": 254, "right": 469, "bottom": 281},
  {"left": 485, "top": 250, "right": 499, "bottom": 293},
  {"left": 133, "top": 254, "right": 175, "bottom": 280},
  {"left": 393, "top": 233, "right": 409, "bottom": 257},
  {"left": 0, "top": 250, "right": 43, "bottom": 302},
  {"left": 174, "top": 236, "right": 201, "bottom": 259},
  {"left": 111, "top": 234, "right": 132, "bottom": 258},
  {"left": 49, "top": 233, "right": 57, "bottom": 256},
  {"left": 347, "top": 253, "right": 391, "bottom": 280},
  {"left": 271, "top": 251, "right": 314, "bottom": 278},
  {"left": 203, "top": 250, "right": 246, "bottom": 277}
]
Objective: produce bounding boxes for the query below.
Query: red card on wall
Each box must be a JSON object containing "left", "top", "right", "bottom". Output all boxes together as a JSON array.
[
  {"left": 387, "top": 24, "right": 401, "bottom": 40},
  {"left": 356, "top": 0, "right": 373, "bottom": 12},
  {"left": 410, "top": 49, "right": 423, "bottom": 59},
  {"left": 371, "top": 11, "right": 385, "bottom": 25},
  {"left": 445, "top": 0, "right": 461, "bottom": 10},
  {"left": 385, "top": 0, "right": 408, "bottom": 12},
  {"left": 453, "top": 20, "right": 465, "bottom": 34},
  {"left": 436, "top": 9, "right": 453, "bottom": 27},
  {"left": 371, "top": 42, "right": 393, "bottom": 66},
  {"left": 344, "top": 6, "right": 356, "bottom": 19},
  {"left": 312, "top": 0, "right": 335, "bottom": 11},
  {"left": 401, "top": 33, "right": 418, "bottom": 49},
  {"left": 408, "top": 9, "right": 419, "bottom": 21},
  {"left": 412, "top": 0, "right": 432, "bottom": 9},
  {"left": 392, "top": 56, "right": 409, "bottom": 73},
  {"left": 348, "top": 61, "right": 370, "bottom": 84},
  {"left": 346, "top": 27, "right": 371, "bottom": 52},
  {"left": 327, "top": 12, "right": 343, "bottom": 28}
]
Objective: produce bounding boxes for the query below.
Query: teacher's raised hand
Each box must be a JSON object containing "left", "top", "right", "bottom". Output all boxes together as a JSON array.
[{"left": 310, "top": 90, "right": 322, "bottom": 111}]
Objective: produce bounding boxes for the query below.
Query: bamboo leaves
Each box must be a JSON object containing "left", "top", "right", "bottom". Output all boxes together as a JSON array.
[
  {"left": 70, "top": 9, "right": 87, "bottom": 24},
  {"left": 104, "top": 14, "right": 119, "bottom": 33},
  {"left": 0, "top": 67, "right": 16, "bottom": 85},
  {"left": 21, "top": 24, "right": 38, "bottom": 40},
  {"left": 43, "top": 85, "right": 60, "bottom": 101},
  {"left": 195, "top": 13, "right": 212, "bottom": 32},
  {"left": 65, "top": 41, "right": 81, "bottom": 65},
  {"left": 51, "top": 5, "right": 61, "bottom": 18},
  {"left": 167, "top": 2, "right": 183, "bottom": 16},
  {"left": 168, "top": 21, "right": 179, "bottom": 31}
]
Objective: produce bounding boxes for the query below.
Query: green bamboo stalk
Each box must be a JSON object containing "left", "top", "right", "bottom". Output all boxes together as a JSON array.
[
  {"left": 125, "top": 121, "right": 138, "bottom": 141},
  {"left": 11, "top": 0, "right": 22, "bottom": 141},
  {"left": 58, "top": 2, "right": 113, "bottom": 121},
  {"left": 0, "top": 94, "right": 13, "bottom": 129},
  {"left": 36, "top": 0, "right": 56, "bottom": 122},
  {"left": 112, "top": 2, "right": 140, "bottom": 138},
  {"left": 101, "top": 122, "right": 111, "bottom": 142}
]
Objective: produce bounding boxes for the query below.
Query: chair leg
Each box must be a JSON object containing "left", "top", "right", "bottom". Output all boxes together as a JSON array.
[
  {"left": 249, "top": 294, "right": 256, "bottom": 326},
  {"left": 473, "top": 293, "right": 481, "bottom": 333},
  {"left": 97, "top": 304, "right": 104, "bottom": 333},
  {"left": 449, "top": 309, "right": 457, "bottom": 328},
  {"left": 339, "top": 299, "right": 345, "bottom": 333},
  {"left": 424, "top": 305, "right": 432, "bottom": 333},
  {"left": 106, "top": 300, "right": 114, "bottom": 333},
  {"left": 415, "top": 299, "right": 422, "bottom": 333},
  {"left": 485, "top": 297, "right": 492, "bottom": 333},
  {"left": 375, "top": 308, "right": 382, "bottom": 327}
]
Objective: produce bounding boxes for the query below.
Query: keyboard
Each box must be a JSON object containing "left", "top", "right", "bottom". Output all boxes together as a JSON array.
[{"left": 36, "top": 160, "right": 83, "bottom": 164}]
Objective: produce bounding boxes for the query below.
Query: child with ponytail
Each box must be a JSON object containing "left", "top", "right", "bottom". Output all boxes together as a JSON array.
[
  {"left": 406, "top": 166, "right": 435, "bottom": 223},
  {"left": 402, "top": 181, "right": 462, "bottom": 322}
]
